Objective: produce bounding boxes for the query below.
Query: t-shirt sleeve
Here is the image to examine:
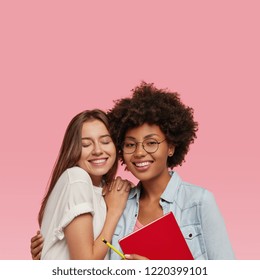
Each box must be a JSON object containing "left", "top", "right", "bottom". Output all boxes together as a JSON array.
[{"left": 54, "top": 176, "right": 95, "bottom": 240}]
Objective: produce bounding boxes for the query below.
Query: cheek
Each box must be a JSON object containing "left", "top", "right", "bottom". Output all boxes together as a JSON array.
[
  {"left": 111, "top": 149, "right": 117, "bottom": 162},
  {"left": 122, "top": 154, "right": 131, "bottom": 167},
  {"left": 110, "top": 145, "right": 117, "bottom": 156},
  {"left": 104, "top": 145, "right": 117, "bottom": 161},
  {"left": 78, "top": 149, "right": 91, "bottom": 165},
  {"left": 80, "top": 149, "right": 90, "bottom": 158}
]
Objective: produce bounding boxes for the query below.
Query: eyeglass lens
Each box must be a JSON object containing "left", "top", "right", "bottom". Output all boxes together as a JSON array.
[{"left": 123, "top": 138, "right": 163, "bottom": 154}]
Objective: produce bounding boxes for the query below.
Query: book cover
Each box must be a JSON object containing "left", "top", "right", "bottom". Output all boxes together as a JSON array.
[{"left": 119, "top": 212, "right": 194, "bottom": 260}]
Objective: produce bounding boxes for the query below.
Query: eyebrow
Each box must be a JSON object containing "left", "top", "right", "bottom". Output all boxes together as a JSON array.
[
  {"left": 81, "top": 134, "right": 111, "bottom": 140},
  {"left": 125, "top": 134, "right": 160, "bottom": 140}
]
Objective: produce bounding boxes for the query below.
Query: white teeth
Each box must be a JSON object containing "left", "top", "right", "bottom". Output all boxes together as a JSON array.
[
  {"left": 135, "top": 162, "right": 150, "bottom": 167},
  {"left": 91, "top": 159, "right": 106, "bottom": 164}
]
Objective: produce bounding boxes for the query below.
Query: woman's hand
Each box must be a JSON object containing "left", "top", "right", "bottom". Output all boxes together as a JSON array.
[
  {"left": 103, "top": 177, "right": 132, "bottom": 216},
  {"left": 124, "top": 254, "right": 149, "bottom": 260},
  {"left": 102, "top": 177, "right": 135, "bottom": 195},
  {"left": 30, "top": 231, "right": 44, "bottom": 260}
]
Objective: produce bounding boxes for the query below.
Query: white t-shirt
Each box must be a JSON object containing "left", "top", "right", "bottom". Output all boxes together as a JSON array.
[{"left": 40, "top": 166, "right": 107, "bottom": 259}]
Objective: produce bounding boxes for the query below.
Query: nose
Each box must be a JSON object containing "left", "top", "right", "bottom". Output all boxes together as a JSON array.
[
  {"left": 92, "top": 142, "right": 103, "bottom": 155},
  {"left": 133, "top": 142, "right": 146, "bottom": 157}
]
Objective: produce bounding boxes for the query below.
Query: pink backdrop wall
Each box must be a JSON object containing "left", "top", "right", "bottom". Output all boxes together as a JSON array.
[{"left": 1, "top": 1, "right": 259, "bottom": 259}]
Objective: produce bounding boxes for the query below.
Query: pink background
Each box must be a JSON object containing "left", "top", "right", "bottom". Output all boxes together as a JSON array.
[{"left": 0, "top": 1, "right": 259, "bottom": 259}]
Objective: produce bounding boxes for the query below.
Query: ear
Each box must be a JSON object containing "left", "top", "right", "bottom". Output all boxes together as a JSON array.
[{"left": 168, "top": 145, "right": 175, "bottom": 157}]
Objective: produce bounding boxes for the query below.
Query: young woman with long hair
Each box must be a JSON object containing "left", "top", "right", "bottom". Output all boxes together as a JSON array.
[{"left": 36, "top": 109, "right": 130, "bottom": 259}]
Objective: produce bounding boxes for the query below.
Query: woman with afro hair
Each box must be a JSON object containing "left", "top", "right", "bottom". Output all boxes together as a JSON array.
[{"left": 107, "top": 82, "right": 234, "bottom": 260}]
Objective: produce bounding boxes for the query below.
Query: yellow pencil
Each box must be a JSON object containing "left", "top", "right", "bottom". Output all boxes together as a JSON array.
[{"left": 102, "top": 238, "right": 125, "bottom": 259}]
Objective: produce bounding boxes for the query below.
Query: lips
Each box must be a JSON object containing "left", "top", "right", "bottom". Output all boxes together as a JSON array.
[
  {"left": 132, "top": 161, "right": 153, "bottom": 171},
  {"left": 134, "top": 161, "right": 151, "bottom": 167},
  {"left": 89, "top": 158, "right": 108, "bottom": 165}
]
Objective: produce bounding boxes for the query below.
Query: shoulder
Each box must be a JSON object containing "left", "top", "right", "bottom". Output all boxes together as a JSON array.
[
  {"left": 173, "top": 172, "right": 214, "bottom": 209},
  {"left": 180, "top": 181, "right": 211, "bottom": 201},
  {"left": 57, "top": 167, "right": 94, "bottom": 198},
  {"left": 56, "top": 167, "right": 93, "bottom": 189},
  {"left": 65, "top": 166, "right": 92, "bottom": 184}
]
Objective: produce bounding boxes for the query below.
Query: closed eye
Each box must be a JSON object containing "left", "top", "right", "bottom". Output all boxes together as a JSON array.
[
  {"left": 82, "top": 141, "right": 92, "bottom": 148},
  {"left": 82, "top": 144, "right": 91, "bottom": 148},
  {"left": 101, "top": 140, "right": 112, "bottom": 145}
]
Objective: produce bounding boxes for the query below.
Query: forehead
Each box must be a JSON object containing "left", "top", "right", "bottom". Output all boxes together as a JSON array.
[
  {"left": 125, "top": 123, "right": 165, "bottom": 139},
  {"left": 82, "top": 119, "right": 109, "bottom": 137}
]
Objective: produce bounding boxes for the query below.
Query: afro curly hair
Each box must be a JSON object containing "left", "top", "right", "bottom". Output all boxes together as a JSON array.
[{"left": 107, "top": 82, "right": 198, "bottom": 168}]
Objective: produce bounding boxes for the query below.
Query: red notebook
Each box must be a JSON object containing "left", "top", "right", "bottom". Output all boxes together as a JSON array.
[{"left": 119, "top": 212, "right": 193, "bottom": 260}]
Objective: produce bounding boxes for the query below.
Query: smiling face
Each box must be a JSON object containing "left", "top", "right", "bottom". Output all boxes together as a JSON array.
[
  {"left": 77, "top": 119, "right": 117, "bottom": 186},
  {"left": 123, "top": 123, "right": 175, "bottom": 185}
]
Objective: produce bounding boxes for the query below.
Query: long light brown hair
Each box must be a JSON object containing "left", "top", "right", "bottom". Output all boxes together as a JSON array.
[{"left": 38, "top": 109, "right": 118, "bottom": 226}]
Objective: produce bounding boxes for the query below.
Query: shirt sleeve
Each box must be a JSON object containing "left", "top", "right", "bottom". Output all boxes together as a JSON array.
[
  {"left": 200, "top": 190, "right": 235, "bottom": 259},
  {"left": 54, "top": 177, "right": 95, "bottom": 240}
]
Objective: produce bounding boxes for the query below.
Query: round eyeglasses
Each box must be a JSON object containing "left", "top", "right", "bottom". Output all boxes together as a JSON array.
[{"left": 122, "top": 138, "right": 166, "bottom": 154}]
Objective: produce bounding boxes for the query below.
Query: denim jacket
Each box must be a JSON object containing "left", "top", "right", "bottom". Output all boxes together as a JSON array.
[{"left": 110, "top": 171, "right": 235, "bottom": 260}]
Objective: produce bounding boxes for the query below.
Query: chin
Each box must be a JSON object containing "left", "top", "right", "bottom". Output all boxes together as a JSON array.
[{"left": 129, "top": 171, "right": 150, "bottom": 182}]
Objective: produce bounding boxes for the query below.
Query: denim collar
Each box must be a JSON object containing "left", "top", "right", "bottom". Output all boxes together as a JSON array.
[{"left": 128, "top": 170, "right": 182, "bottom": 203}]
